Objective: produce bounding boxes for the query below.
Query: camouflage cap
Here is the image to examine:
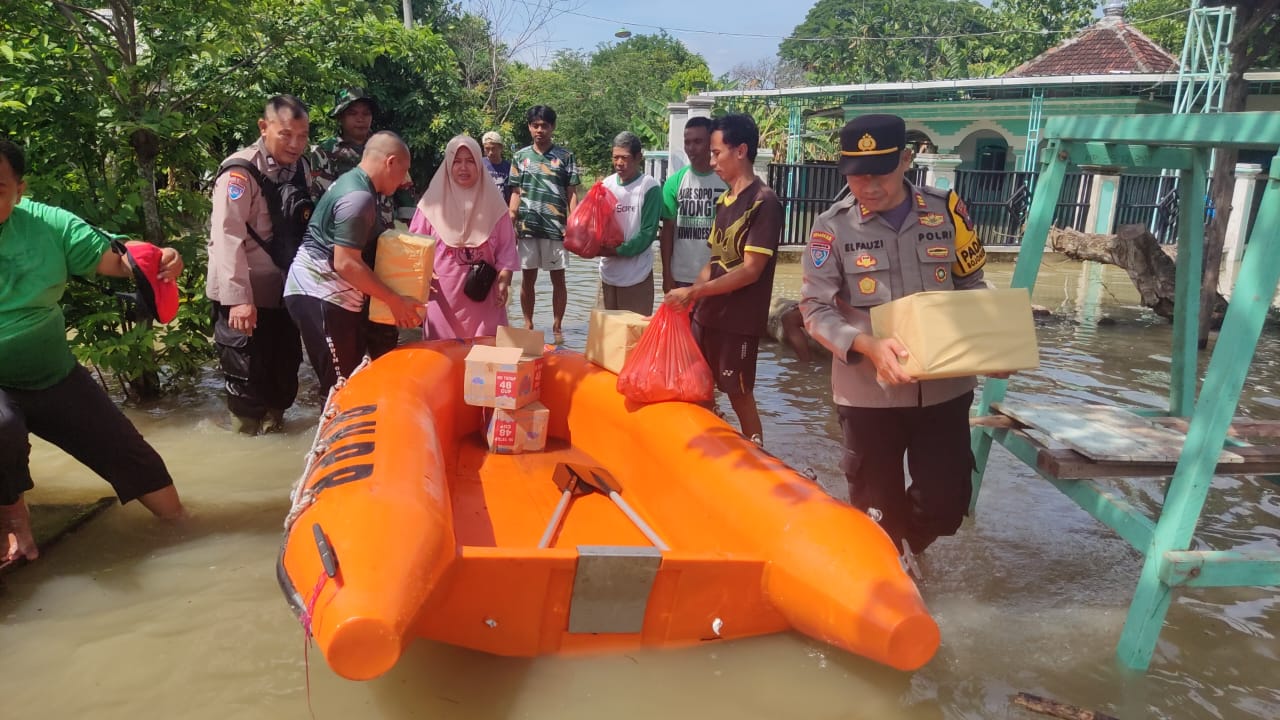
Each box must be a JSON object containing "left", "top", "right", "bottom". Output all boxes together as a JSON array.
[{"left": 330, "top": 86, "right": 378, "bottom": 119}]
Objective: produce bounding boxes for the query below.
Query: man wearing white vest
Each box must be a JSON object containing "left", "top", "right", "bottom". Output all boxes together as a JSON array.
[{"left": 597, "top": 132, "right": 662, "bottom": 315}]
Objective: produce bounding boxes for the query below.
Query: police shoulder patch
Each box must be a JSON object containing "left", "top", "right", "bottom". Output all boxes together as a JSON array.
[
  {"left": 227, "top": 173, "right": 248, "bottom": 201},
  {"left": 809, "top": 229, "right": 833, "bottom": 269},
  {"left": 954, "top": 234, "right": 987, "bottom": 276}
]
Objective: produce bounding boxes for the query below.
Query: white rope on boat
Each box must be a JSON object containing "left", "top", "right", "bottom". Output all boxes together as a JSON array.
[{"left": 283, "top": 357, "right": 373, "bottom": 531}]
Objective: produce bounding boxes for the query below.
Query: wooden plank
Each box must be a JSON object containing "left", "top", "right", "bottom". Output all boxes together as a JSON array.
[
  {"left": 1159, "top": 550, "right": 1280, "bottom": 588},
  {"left": 1036, "top": 442, "right": 1280, "bottom": 480},
  {"left": 995, "top": 402, "right": 1244, "bottom": 464},
  {"left": 1153, "top": 417, "right": 1280, "bottom": 440}
]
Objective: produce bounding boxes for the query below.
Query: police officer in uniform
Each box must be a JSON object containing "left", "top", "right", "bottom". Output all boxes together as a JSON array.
[
  {"left": 800, "top": 114, "right": 989, "bottom": 568},
  {"left": 207, "top": 95, "right": 310, "bottom": 435}
]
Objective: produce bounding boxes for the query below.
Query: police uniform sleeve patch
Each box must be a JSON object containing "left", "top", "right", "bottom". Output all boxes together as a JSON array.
[
  {"left": 227, "top": 171, "right": 248, "bottom": 202},
  {"left": 949, "top": 192, "right": 974, "bottom": 232},
  {"left": 949, "top": 191, "right": 986, "bottom": 276},
  {"left": 809, "top": 229, "right": 833, "bottom": 268},
  {"left": 954, "top": 228, "right": 986, "bottom": 277}
]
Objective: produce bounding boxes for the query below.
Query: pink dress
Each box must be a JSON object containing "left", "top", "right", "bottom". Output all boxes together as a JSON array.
[{"left": 409, "top": 211, "right": 519, "bottom": 339}]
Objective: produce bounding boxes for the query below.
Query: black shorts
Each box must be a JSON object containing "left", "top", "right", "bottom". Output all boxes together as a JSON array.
[
  {"left": 693, "top": 322, "right": 759, "bottom": 396},
  {"left": 0, "top": 365, "right": 174, "bottom": 506}
]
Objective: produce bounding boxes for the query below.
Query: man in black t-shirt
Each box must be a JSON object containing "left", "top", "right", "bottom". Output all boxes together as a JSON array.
[{"left": 665, "top": 113, "right": 781, "bottom": 447}]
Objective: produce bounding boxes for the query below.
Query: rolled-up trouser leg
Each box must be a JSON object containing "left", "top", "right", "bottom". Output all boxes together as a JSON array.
[
  {"left": 0, "top": 388, "right": 34, "bottom": 506},
  {"left": 7, "top": 366, "right": 172, "bottom": 504}
]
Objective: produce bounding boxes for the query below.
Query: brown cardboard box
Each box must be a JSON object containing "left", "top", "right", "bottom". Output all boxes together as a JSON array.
[
  {"left": 485, "top": 401, "right": 550, "bottom": 454},
  {"left": 368, "top": 230, "right": 436, "bottom": 326},
  {"left": 463, "top": 326, "right": 546, "bottom": 409},
  {"left": 585, "top": 309, "right": 651, "bottom": 374},
  {"left": 870, "top": 288, "right": 1039, "bottom": 380}
]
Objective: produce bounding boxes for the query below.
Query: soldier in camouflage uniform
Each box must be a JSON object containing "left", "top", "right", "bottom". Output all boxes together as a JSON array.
[
  {"left": 310, "top": 87, "right": 416, "bottom": 229},
  {"left": 310, "top": 87, "right": 417, "bottom": 356}
]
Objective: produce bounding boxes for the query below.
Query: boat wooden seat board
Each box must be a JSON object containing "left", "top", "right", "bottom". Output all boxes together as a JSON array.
[{"left": 278, "top": 339, "right": 939, "bottom": 681}]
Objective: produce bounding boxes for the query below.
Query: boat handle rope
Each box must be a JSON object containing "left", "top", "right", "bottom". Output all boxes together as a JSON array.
[{"left": 284, "top": 357, "right": 372, "bottom": 531}]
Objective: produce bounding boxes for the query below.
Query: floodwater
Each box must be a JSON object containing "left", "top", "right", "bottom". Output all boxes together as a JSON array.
[{"left": 3, "top": 257, "right": 1278, "bottom": 720}]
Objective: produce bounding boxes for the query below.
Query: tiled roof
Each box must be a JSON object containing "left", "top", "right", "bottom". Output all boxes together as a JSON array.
[{"left": 1004, "top": 12, "right": 1179, "bottom": 78}]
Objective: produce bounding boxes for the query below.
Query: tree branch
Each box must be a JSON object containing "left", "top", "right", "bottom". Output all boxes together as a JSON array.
[
  {"left": 162, "top": 40, "right": 280, "bottom": 114},
  {"left": 51, "top": 1, "right": 127, "bottom": 107}
]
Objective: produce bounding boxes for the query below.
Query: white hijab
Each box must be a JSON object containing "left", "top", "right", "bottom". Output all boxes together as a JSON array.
[{"left": 416, "top": 135, "right": 509, "bottom": 248}]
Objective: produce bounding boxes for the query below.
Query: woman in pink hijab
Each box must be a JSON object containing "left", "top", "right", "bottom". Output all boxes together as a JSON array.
[{"left": 410, "top": 135, "right": 519, "bottom": 338}]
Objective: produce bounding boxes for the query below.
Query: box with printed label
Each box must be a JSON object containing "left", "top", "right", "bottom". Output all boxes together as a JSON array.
[
  {"left": 870, "top": 288, "right": 1039, "bottom": 380},
  {"left": 463, "top": 326, "right": 546, "bottom": 409},
  {"left": 368, "top": 230, "right": 436, "bottom": 326},
  {"left": 485, "top": 401, "right": 550, "bottom": 454},
  {"left": 585, "top": 309, "right": 651, "bottom": 374}
]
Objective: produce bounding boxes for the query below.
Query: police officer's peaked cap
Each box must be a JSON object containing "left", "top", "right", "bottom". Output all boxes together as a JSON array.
[
  {"left": 838, "top": 114, "right": 906, "bottom": 176},
  {"left": 330, "top": 87, "right": 378, "bottom": 118}
]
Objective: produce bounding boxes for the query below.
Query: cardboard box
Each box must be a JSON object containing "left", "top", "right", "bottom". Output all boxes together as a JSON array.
[
  {"left": 870, "top": 288, "right": 1039, "bottom": 380},
  {"left": 585, "top": 309, "right": 651, "bottom": 374},
  {"left": 485, "top": 401, "right": 550, "bottom": 454},
  {"left": 368, "top": 230, "right": 436, "bottom": 326},
  {"left": 463, "top": 326, "right": 546, "bottom": 409}
]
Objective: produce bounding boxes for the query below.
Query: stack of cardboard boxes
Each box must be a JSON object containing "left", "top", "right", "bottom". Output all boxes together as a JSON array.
[{"left": 463, "top": 326, "right": 549, "bottom": 454}]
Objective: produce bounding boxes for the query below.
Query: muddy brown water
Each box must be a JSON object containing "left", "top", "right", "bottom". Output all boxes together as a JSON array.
[{"left": 2, "top": 257, "right": 1277, "bottom": 719}]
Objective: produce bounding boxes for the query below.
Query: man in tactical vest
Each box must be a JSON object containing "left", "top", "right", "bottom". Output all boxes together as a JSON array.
[
  {"left": 207, "top": 95, "right": 311, "bottom": 435},
  {"left": 800, "top": 114, "right": 992, "bottom": 574}
]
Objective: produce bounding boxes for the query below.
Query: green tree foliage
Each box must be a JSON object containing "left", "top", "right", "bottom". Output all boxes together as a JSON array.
[
  {"left": 778, "top": 0, "right": 1100, "bottom": 83},
  {"left": 779, "top": 0, "right": 998, "bottom": 84},
  {"left": 500, "top": 33, "right": 711, "bottom": 175},
  {"left": 982, "top": 0, "right": 1097, "bottom": 73},
  {"left": 0, "top": 0, "right": 478, "bottom": 395},
  {"left": 1124, "top": 0, "right": 1192, "bottom": 55}
]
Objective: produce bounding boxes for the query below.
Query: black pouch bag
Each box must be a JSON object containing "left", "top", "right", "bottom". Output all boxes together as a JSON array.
[{"left": 463, "top": 260, "right": 498, "bottom": 302}]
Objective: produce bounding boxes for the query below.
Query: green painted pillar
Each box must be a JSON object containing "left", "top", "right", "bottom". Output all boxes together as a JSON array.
[
  {"left": 1085, "top": 172, "right": 1121, "bottom": 235},
  {"left": 786, "top": 102, "right": 803, "bottom": 164},
  {"left": 1118, "top": 156, "right": 1280, "bottom": 669},
  {"left": 970, "top": 140, "right": 1069, "bottom": 510},
  {"left": 1169, "top": 150, "right": 1209, "bottom": 417}
]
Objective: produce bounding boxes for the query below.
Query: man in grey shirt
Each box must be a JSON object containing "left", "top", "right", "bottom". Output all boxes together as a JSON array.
[{"left": 284, "top": 132, "right": 424, "bottom": 397}]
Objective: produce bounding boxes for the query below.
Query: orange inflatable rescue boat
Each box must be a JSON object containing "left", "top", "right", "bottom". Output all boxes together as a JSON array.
[{"left": 277, "top": 339, "right": 939, "bottom": 680}]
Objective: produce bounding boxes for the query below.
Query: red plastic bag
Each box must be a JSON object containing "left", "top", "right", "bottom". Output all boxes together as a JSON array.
[
  {"left": 617, "top": 304, "right": 714, "bottom": 404},
  {"left": 564, "top": 181, "right": 623, "bottom": 258}
]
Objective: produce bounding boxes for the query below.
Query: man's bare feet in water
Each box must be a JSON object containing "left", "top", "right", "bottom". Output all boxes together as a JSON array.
[{"left": 2, "top": 497, "right": 39, "bottom": 564}]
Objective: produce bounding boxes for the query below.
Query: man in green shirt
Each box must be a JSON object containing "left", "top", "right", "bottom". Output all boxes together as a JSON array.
[
  {"left": 286, "top": 132, "right": 424, "bottom": 398},
  {"left": 508, "top": 105, "right": 580, "bottom": 337},
  {"left": 659, "top": 117, "right": 726, "bottom": 293},
  {"left": 0, "top": 140, "right": 186, "bottom": 565}
]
